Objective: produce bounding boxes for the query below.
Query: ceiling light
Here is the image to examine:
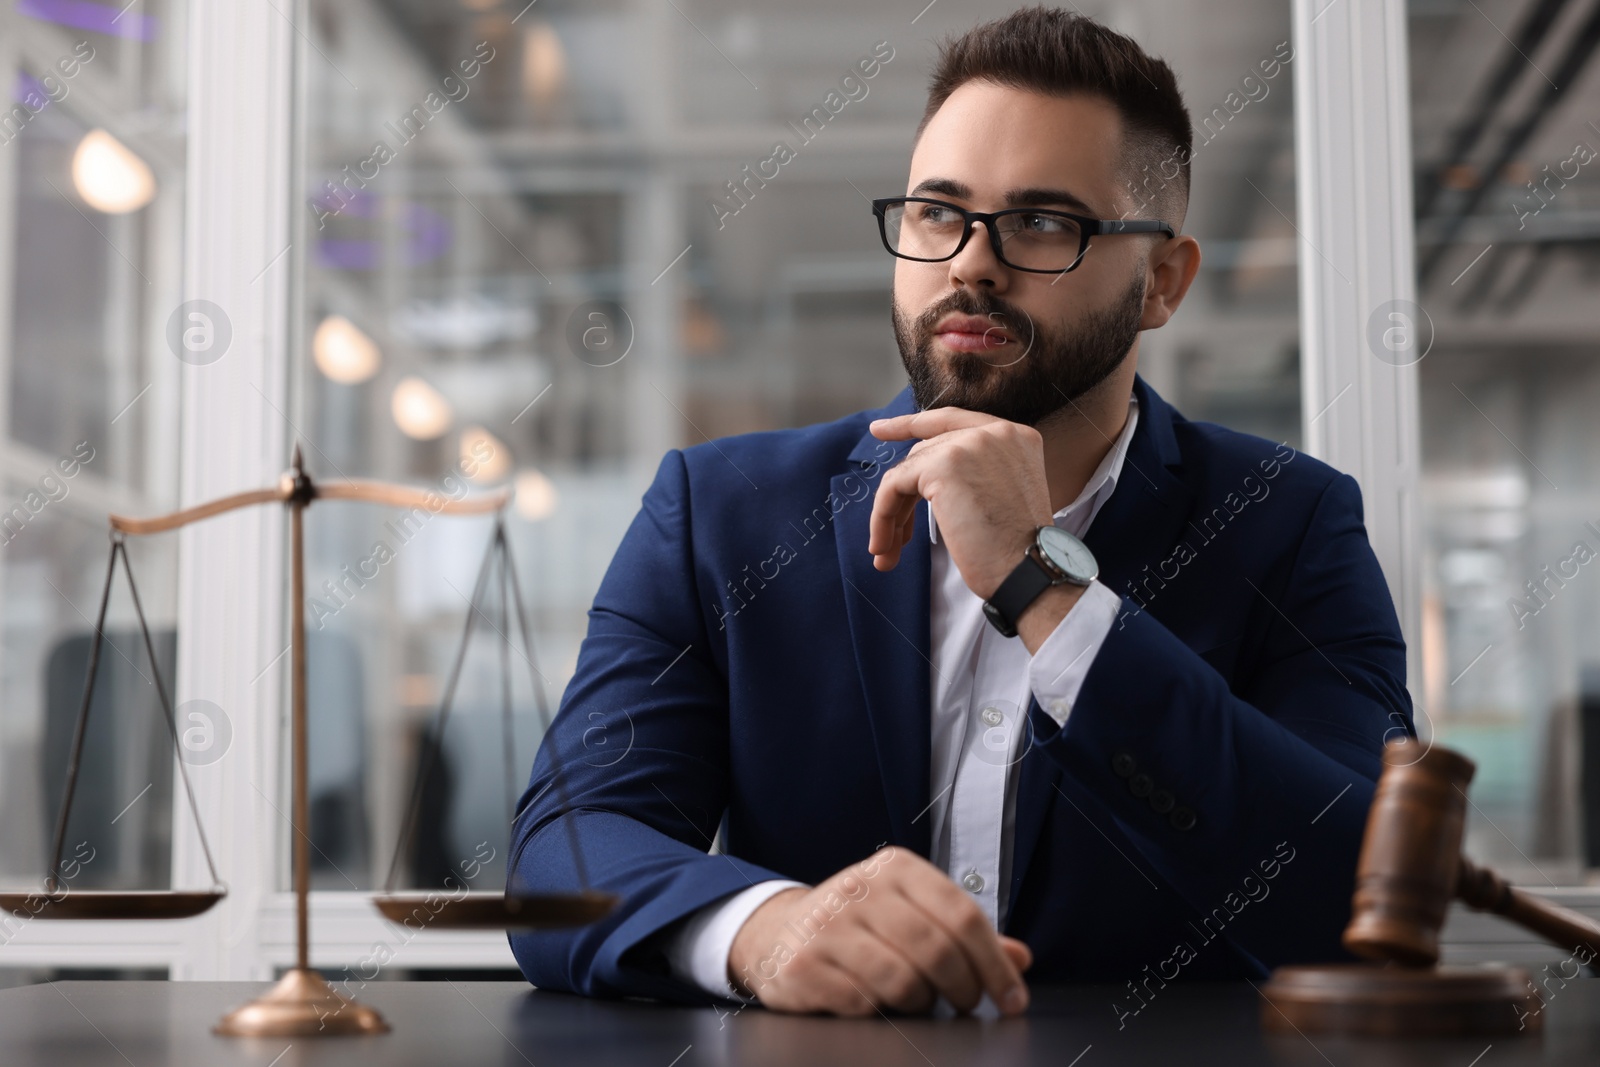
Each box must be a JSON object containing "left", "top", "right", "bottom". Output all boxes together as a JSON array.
[
  {"left": 460, "top": 426, "right": 511, "bottom": 483},
  {"left": 522, "top": 22, "right": 567, "bottom": 105},
  {"left": 515, "top": 469, "right": 558, "bottom": 521},
  {"left": 72, "top": 129, "right": 156, "bottom": 214},
  {"left": 391, "top": 376, "right": 453, "bottom": 439},
  {"left": 312, "top": 315, "right": 382, "bottom": 384}
]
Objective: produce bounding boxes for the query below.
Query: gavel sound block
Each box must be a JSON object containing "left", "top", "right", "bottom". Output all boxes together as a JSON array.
[{"left": 1261, "top": 740, "right": 1600, "bottom": 1038}]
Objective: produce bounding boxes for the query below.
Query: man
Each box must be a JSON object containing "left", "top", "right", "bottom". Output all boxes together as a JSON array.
[{"left": 508, "top": 7, "right": 1410, "bottom": 1019}]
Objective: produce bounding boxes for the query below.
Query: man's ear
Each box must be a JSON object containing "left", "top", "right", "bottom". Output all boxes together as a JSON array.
[{"left": 1139, "top": 234, "right": 1202, "bottom": 331}]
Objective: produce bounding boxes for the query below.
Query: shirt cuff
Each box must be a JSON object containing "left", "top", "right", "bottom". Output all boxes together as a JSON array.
[
  {"left": 1028, "top": 579, "right": 1121, "bottom": 727},
  {"left": 663, "top": 879, "right": 808, "bottom": 999}
]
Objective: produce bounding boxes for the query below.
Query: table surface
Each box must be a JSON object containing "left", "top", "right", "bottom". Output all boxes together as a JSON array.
[{"left": 0, "top": 978, "right": 1596, "bottom": 1066}]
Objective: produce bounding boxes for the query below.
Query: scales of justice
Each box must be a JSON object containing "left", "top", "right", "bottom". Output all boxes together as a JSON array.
[{"left": 0, "top": 447, "right": 615, "bottom": 1036}]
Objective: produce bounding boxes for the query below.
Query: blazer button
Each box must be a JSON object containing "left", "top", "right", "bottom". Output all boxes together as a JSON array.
[
  {"left": 1170, "top": 806, "right": 1197, "bottom": 831},
  {"left": 1149, "top": 789, "right": 1175, "bottom": 814},
  {"left": 1128, "top": 773, "right": 1154, "bottom": 799},
  {"left": 1111, "top": 752, "right": 1137, "bottom": 778}
]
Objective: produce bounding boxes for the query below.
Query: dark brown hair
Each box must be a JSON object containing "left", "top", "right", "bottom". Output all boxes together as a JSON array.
[{"left": 917, "top": 6, "right": 1193, "bottom": 226}]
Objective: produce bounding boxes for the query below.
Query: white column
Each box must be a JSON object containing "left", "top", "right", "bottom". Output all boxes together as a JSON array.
[
  {"left": 1291, "top": 0, "right": 1423, "bottom": 698},
  {"left": 169, "top": 0, "right": 297, "bottom": 980}
]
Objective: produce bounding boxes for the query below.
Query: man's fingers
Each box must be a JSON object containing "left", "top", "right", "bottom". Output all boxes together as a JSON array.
[
  {"left": 746, "top": 851, "right": 1029, "bottom": 1017},
  {"left": 864, "top": 431, "right": 964, "bottom": 565},
  {"left": 867, "top": 466, "right": 920, "bottom": 567},
  {"left": 870, "top": 407, "right": 999, "bottom": 441},
  {"left": 825, "top": 930, "right": 937, "bottom": 1014},
  {"left": 901, "top": 879, "right": 1028, "bottom": 1015},
  {"left": 767, "top": 953, "right": 878, "bottom": 1017},
  {"left": 1000, "top": 936, "right": 1033, "bottom": 973},
  {"left": 860, "top": 900, "right": 985, "bottom": 1012}
]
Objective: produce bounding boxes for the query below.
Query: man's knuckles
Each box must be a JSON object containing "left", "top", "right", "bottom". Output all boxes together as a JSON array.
[
  {"left": 866, "top": 957, "right": 931, "bottom": 1009},
  {"left": 779, "top": 942, "right": 828, "bottom": 984},
  {"left": 949, "top": 903, "right": 992, "bottom": 943},
  {"left": 993, "top": 420, "right": 1042, "bottom": 448}
]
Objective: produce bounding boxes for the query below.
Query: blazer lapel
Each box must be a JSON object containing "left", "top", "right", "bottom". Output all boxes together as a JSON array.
[
  {"left": 833, "top": 389, "right": 933, "bottom": 857},
  {"left": 1005, "top": 375, "right": 1196, "bottom": 925},
  {"left": 1080, "top": 375, "right": 1196, "bottom": 599}
]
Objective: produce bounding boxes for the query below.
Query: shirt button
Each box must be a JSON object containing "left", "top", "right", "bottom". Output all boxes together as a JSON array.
[
  {"left": 981, "top": 707, "right": 1003, "bottom": 727},
  {"left": 962, "top": 869, "right": 985, "bottom": 893}
]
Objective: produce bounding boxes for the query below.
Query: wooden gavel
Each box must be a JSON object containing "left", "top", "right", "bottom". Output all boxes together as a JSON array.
[
  {"left": 1263, "top": 739, "right": 1600, "bottom": 1037},
  {"left": 1342, "top": 740, "right": 1600, "bottom": 967}
]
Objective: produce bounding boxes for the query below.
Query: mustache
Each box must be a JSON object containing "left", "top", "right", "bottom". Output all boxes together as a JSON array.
[{"left": 914, "top": 290, "right": 1035, "bottom": 339}]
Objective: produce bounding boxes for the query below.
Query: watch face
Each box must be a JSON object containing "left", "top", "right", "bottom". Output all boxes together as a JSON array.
[{"left": 1037, "top": 526, "right": 1098, "bottom": 584}]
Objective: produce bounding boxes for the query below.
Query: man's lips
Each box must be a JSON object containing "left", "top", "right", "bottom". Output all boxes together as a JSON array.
[{"left": 933, "top": 313, "right": 1015, "bottom": 352}]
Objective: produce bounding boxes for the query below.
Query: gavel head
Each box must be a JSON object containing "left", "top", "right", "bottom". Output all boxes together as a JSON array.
[{"left": 1342, "top": 740, "right": 1476, "bottom": 967}]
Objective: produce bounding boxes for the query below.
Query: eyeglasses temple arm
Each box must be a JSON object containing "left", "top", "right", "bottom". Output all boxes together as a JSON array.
[{"left": 1097, "top": 219, "right": 1176, "bottom": 237}]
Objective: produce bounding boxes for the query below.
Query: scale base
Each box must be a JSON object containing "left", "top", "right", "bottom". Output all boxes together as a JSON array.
[
  {"left": 214, "top": 968, "right": 389, "bottom": 1037},
  {"left": 1261, "top": 963, "right": 1541, "bottom": 1038}
]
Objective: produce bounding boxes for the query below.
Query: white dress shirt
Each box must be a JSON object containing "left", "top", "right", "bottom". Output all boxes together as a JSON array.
[{"left": 664, "top": 397, "right": 1140, "bottom": 998}]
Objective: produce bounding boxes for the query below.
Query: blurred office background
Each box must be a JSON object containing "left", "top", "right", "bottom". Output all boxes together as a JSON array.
[{"left": 0, "top": 0, "right": 1594, "bottom": 978}]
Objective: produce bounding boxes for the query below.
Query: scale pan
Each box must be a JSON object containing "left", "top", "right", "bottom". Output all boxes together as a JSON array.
[
  {"left": 0, "top": 889, "right": 225, "bottom": 920},
  {"left": 370, "top": 890, "right": 617, "bottom": 929}
]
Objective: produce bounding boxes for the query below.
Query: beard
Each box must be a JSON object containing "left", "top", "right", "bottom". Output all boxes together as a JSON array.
[{"left": 891, "top": 274, "right": 1146, "bottom": 426}]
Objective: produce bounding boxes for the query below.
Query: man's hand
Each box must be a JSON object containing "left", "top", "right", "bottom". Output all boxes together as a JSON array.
[
  {"left": 726, "top": 846, "right": 1032, "bottom": 1017},
  {"left": 867, "top": 408, "right": 1052, "bottom": 600}
]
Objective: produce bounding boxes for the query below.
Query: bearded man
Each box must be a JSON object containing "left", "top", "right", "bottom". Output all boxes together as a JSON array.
[{"left": 509, "top": 6, "right": 1410, "bottom": 1018}]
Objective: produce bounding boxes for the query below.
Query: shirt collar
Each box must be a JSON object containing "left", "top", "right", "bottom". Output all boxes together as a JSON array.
[{"left": 927, "top": 394, "right": 1140, "bottom": 544}]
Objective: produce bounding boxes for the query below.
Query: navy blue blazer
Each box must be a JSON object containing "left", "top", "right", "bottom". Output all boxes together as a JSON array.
[{"left": 507, "top": 374, "right": 1412, "bottom": 1004}]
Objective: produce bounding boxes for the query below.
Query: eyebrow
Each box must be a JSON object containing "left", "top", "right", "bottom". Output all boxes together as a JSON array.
[{"left": 908, "top": 177, "right": 1099, "bottom": 216}]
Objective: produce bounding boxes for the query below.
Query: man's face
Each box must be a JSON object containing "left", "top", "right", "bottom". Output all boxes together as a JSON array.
[{"left": 891, "top": 82, "right": 1154, "bottom": 425}]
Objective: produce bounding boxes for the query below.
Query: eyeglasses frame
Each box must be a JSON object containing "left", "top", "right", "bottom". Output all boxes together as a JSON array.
[{"left": 871, "top": 195, "right": 1177, "bottom": 275}]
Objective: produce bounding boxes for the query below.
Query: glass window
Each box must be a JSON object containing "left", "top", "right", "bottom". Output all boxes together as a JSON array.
[
  {"left": 1109, "top": 9, "right": 1301, "bottom": 446},
  {"left": 1410, "top": 0, "right": 1600, "bottom": 884},
  {"left": 0, "top": 2, "right": 186, "bottom": 890}
]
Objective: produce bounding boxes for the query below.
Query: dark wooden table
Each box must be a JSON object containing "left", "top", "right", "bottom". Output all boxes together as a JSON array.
[{"left": 0, "top": 978, "right": 1596, "bottom": 1065}]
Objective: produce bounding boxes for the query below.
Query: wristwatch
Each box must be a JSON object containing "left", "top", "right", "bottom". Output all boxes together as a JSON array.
[{"left": 982, "top": 525, "right": 1098, "bottom": 638}]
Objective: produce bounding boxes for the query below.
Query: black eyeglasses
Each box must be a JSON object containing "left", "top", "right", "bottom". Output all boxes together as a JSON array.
[{"left": 872, "top": 196, "right": 1176, "bottom": 274}]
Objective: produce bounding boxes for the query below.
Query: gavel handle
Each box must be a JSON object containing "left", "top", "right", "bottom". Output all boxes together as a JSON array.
[{"left": 1457, "top": 855, "right": 1600, "bottom": 962}]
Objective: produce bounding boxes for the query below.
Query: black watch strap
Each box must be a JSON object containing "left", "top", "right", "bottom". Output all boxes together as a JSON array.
[{"left": 982, "top": 552, "right": 1057, "bottom": 638}]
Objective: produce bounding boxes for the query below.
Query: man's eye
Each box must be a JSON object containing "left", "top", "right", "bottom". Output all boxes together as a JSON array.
[
  {"left": 916, "top": 204, "right": 959, "bottom": 224},
  {"left": 1019, "top": 213, "right": 1069, "bottom": 234}
]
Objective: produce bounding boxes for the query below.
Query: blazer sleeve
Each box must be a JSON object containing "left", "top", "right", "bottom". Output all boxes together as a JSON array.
[
  {"left": 1033, "top": 470, "right": 1413, "bottom": 970},
  {"left": 506, "top": 448, "right": 786, "bottom": 1003}
]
